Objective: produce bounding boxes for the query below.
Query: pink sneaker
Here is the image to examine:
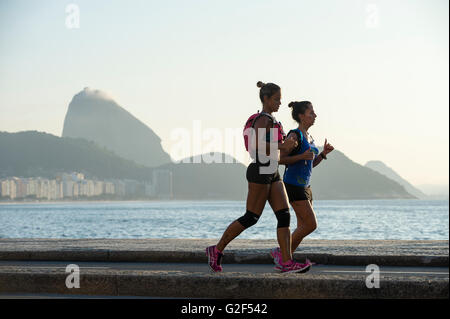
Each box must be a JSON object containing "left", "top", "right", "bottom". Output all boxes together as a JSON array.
[
  {"left": 270, "top": 247, "right": 282, "bottom": 269},
  {"left": 206, "top": 245, "right": 224, "bottom": 272},
  {"left": 279, "top": 259, "right": 311, "bottom": 273},
  {"left": 306, "top": 258, "right": 316, "bottom": 266}
]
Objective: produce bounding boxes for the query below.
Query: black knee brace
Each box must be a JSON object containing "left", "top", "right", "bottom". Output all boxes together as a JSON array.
[
  {"left": 274, "top": 208, "right": 290, "bottom": 228},
  {"left": 237, "top": 210, "right": 260, "bottom": 229}
]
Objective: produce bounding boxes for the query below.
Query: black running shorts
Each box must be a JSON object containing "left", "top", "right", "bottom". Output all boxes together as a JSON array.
[
  {"left": 284, "top": 183, "right": 313, "bottom": 203},
  {"left": 246, "top": 162, "right": 281, "bottom": 184}
]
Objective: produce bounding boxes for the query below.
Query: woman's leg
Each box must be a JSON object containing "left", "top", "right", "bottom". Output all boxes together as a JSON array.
[
  {"left": 268, "top": 181, "right": 292, "bottom": 263},
  {"left": 216, "top": 182, "right": 270, "bottom": 252},
  {"left": 290, "top": 199, "right": 317, "bottom": 253}
]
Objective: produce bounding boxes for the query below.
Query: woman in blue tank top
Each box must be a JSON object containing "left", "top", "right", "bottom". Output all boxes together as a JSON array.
[{"left": 275, "top": 101, "right": 334, "bottom": 262}]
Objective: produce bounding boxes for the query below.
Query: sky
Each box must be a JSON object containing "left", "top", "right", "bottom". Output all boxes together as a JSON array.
[{"left": 0, "top": 0, "right": 448, "bottom": 187}]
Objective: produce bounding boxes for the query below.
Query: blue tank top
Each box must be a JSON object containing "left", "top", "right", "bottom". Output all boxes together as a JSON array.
[{"left": 283, "top": 129, "right": 319, "bottom": 187}]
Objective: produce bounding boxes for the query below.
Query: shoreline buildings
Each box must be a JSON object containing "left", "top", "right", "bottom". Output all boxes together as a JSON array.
[{"left": 0, "top": 170, "right": 173, "bottom": 201}]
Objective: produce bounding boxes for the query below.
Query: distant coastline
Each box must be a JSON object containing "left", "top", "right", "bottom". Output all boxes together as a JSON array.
[
  {"left": 1, "top": 198, "right": 449, "bottom": 205},
  {"left": 0, "top": 198, "right": 169, "bottom": 205}
]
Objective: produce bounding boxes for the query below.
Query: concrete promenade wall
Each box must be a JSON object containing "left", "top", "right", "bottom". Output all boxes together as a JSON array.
[{"left": 0, "top": 239, "right": 447, "bottom": 266}]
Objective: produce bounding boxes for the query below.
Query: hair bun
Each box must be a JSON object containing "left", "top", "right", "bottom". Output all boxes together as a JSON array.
[
  {"left": 288, "top": 102, "right": 295, "bottom": 108},
  {"left": 256, "top": 81, "right": 266, "bottom": 88}
]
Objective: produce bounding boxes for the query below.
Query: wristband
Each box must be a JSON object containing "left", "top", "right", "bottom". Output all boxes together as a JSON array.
[{"left": 320, "top": 152, "right": 327, "bottom": 160}]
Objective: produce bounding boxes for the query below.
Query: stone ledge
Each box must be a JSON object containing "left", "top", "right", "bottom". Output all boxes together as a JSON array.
[
  {"left": 0, "top": 269, "right": 447, "bottom": 299},
  {"left": 0, "top": 239, "right": 447, "bottom": 266}
]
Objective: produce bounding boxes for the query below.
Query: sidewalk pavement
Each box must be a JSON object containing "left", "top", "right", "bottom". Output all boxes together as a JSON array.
[
  {"left": 0, "top": 239, "right": 447, "bottom": 298},
  {"left": 0, "top": 239, "right": 448, "bottom": 266}
]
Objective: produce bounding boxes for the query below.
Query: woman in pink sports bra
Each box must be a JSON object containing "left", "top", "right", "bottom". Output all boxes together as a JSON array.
[{"left": 206, "top": 82, "right": 313, "bottom": 273}]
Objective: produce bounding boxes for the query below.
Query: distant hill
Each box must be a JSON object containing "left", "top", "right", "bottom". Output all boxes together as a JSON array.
[
  {"left": 0, "top": 131, "right": 417, "bottom": 200},
  {"left": 294, "top": 149, "right": 416, "bottom": 200},
  {"left": 0, "top": 131, "right": 246, "bottom": 199},
  {"left": 170, "top": 151, "right": 416, "bottom": 200},
  {"left": 0, "top": 131, "right": 153, "bottom": 181},
  {"left": 62, "top": 87, "right": 171, "bottom": 167},
  {"left": 365, "top": 160, "right": 426, "bottom": 199},
  {"left": 416, "top": 184, "right": 449, "bottom": 200},
  {"left": 159, "top": 153, "right": 247, "bottom": 200}
]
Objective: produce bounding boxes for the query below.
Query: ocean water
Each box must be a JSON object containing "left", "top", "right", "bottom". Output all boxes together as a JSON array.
[{"left": 0, "top": 200, "right": 448, "bottom": 240}]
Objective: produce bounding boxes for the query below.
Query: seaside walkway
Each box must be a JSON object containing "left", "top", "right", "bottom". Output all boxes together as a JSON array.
[{"left": 0, "top": 239, "right": 448, "bottom": 298}]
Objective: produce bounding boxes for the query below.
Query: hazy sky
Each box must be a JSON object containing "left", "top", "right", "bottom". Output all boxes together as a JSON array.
[{"left": 0, "top": 0, "right": 448, "bottom": 186}]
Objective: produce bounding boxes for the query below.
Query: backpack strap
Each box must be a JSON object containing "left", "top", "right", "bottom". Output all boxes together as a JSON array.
[
  {"left": 250, "top": 111, "right": 274, "bottom": 128},
  {"left": 249, "top": 112, "right": 276, "bottom": 143}
]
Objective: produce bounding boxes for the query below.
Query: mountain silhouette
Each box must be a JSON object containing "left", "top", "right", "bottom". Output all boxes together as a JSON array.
[
  {"left": 0, "top": 131, "right": 248, "bottom": 199},
  {"left": 291, "top": 149, "right": 416, "bottom": 200},
  {"left": 0, "top": 130, "right": 152, "bottom": 181},
  {"left": 365, "top": 160, "right": 427, "bottom": 199},
  {"left": 62, "top": 87, "right": 171, "bottom": 167},
  {"left": 0, "top": 131, "right": 417, "bottom": 200},
  {"left": 159, "top": 153, "right": 247, "bottom": 199}
]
